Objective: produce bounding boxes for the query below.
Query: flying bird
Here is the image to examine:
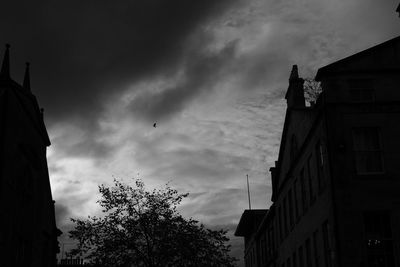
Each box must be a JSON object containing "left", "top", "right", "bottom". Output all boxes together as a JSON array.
[{"left": 153, "top": 122, "right": 157, "bottom": 128}]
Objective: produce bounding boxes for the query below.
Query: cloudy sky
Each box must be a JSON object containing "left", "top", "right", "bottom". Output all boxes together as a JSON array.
[{"left": 1, "top": 0, "right": 399, "bottom": 264}]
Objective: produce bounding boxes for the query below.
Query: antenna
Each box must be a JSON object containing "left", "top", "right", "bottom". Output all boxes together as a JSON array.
[{"left": 246, "top": 174, "right": 252, "bottom": 210}]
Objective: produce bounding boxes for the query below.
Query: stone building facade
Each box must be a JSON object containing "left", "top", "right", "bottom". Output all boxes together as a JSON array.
[
  {"left": 236, "top": 36, "right": 400, "bottom": 267},
  {"left": 0, "top": 45, "right": 60, "bottom": 267}
]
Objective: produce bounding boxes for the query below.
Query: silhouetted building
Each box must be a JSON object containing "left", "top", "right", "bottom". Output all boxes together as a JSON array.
[
  {"left": 0, "top": 45, "right": 61, "bottom": 266},
  {"left": 236, "top": 36, "right": 400, "bottom": 267}
]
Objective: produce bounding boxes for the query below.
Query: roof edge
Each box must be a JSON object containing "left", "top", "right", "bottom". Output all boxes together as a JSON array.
[{"left": 315, "top": 35, "right": 400, "bottom": 81}]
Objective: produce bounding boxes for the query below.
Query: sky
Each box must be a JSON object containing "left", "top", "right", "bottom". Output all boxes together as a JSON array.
[{"left": 1, "top": 0, "right": 399, "bottom": 265}]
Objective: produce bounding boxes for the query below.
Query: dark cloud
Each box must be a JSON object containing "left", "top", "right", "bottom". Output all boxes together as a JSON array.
[
  {"left": 128, "top": 40, "right": 238, "bottom": 122},
  {"left": 0, "top": 0, "right": 239, "bottom": 124},
  {"left": 50, "top": 122, "right": 116, "bottom": 160}
]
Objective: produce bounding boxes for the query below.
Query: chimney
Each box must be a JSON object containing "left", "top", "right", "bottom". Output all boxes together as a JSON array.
[
  {"left": 285, "top": 65, "right": 305, "bottom": 108},
  {"left": 270, "top": 161, "right": 279, "bottom": 202}
]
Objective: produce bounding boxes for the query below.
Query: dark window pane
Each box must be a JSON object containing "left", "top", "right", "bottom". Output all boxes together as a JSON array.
[
  {"left": 289, "top": 189, "right": 294, "bottom": 227},
  {"left": 364, "top": 211, "right": 392, "bottom": 238},
  {"left": 353, "top": 128, "right": 380, "bottom": 150},
  {"left": 313, "top": 230, "right": 319, "bottom": 267},
  {"left": 306, "top": 239, "right": 312, "bottom": 267},
  {"left": 363, "top": 211, "right": 393, "bottom": 267},
  {"left": 352, "top": 128, "right": 383, "bottom": 174},
  {"left": 292, "top": 252, "right": 297, "bottom": 267},
  {"left": 300, "top": 169, "right": 307, "bottom": 212},
  {"left": 278, "top": 207, "right": 283, "bottom": 241},
  {"left": 294, "top": 179, "right": 300, "bottom": 220},
  {"left": 355, "top": 152, "right": 383, "bottom": 173},
  {"left": 348, "top": 79, "right": 374, "bottom": 102},
  {"left": 307, "top": 155, "right": 315, "bottom": 204},
  {"left": 284, "top": 197, "right": 288, "bottom": 235},
  {"left": 299, "top": 246, "right": 304, "bottom": 267},
  {"left": 322, "top": 221, "right": 332, "bottom": 267}
]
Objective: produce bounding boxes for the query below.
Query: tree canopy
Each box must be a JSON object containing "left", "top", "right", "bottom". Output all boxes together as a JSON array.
[
  {"left": 303, "top": 78, "right": 322, "bottom": 104},
  {"left": 69, "top": 179, "right": 237, "bottom": 267}
]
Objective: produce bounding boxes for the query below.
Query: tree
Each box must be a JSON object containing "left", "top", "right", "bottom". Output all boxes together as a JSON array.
[
  {"left": 303, "top": 78, "right": 322, "bottom": 105},
  {"left": 69, "top": 179, "right": 237, "bottom": 267}
]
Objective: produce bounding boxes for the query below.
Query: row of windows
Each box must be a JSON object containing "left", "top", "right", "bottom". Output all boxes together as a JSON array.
[
  {"left": 247, "top": 211, "right": 395, "bottom": 267},
  {"left": 246, "top": 140, "right": 327, "bottom": 266},
  {"left": 292, "top": 126, "right": 384, "bottom": 176},
  {"left": 281, "top": 221, "right": 333, "bottom": 267},
  {"left": 279, "top": 127, "right": 384, "bottom": 244},
  {"left": 280, "top": 212, "right": 395, "bottom": 267},
  {"left": 248, "top": 127, "right": 386, "bottom": 267},
  {"left": 278, "top": 141, "right": 326, "bottom": 243}
]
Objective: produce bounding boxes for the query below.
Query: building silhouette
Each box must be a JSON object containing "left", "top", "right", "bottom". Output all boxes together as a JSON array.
[
  {"left": 0, "top": 45, "right": 61, "bottom": 266},
  {"left": 235, "top": 36, "right": 400, "bottom": 267}
]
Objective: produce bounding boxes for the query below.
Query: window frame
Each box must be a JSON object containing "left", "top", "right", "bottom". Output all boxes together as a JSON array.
[
  {"left": 316, "top": 141, "right": 325, "bottom": 193},
  {"left": 347, "top": 79, "right": 375, "bottom": 103},
  {"left": 363, "top": 210, "right": 395, "bottom": 267},
  {"left": 307, "top": 155, "right": 316, "bottom": 205},
  {"left": 288, "top": 188, "right": 294, "bottom": 229},
  {"left": 352, "top": 127, "right": 385, "bottom": 175}
]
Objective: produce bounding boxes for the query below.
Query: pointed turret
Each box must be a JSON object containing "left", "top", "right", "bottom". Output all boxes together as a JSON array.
[
  {"left": 0, "top": 44, "right": 10, "bottom": 79},
  {"left": 285, "top": 65, "right": 305, "bottom": 108},
  {"left": 289, "top": 65, "right": 299, "bottom": 80},
  {"left": 23, "top": 62, "right": 31, "bottom": 91}
]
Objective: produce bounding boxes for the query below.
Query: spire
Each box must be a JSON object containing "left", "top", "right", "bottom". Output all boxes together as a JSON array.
[
  {"left": 289, "top": 65, "right": 299, "bottom": 81},
  {"left": 285, "top": 64, "right": 305, "bottom": 108},
  {"left": 0, "top": 44, "right": 10, "bottom": 79},
  {"left": 23, "top": 62, "right": 31, "bottom": 91}
]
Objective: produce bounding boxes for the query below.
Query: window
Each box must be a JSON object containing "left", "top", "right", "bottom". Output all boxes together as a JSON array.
[
  {"left": 313, "top": 230, "right": 320, "bottom": 267},
  {"left": 270, "top": 224, "right": 276, "bottom": 252},
  {"left": 278, "top": 206, "right": 283, "bottom": 242},
  {"left": 363, "top": 211, "right": 394, "bottom": 267},
  {"left": 348, "top": 79, "right": 374, "bottom": 102},
  {"left": 288, "top": 189, "right": 294, "bottom": 228},
  {"left": 260, "top": 236, "right": 266, "bottom": 265},
  {"left": 307, "top": 155, "right": 316, "bottom": 204},
  {"left": 316, "top": 142, "right": 325, "bottom": 192},
  {"left": 287, "top": 257, "right": 291, "bottom": 267},
  {"left": 299, "top": 246, "right": 304, "bottom": 267},
  {"left": 283, "top": 197, "right": 288, "bottom": 235},
  {"left": 300, "top": 169, "right": 308, "bottom": 213},
  {"left": 253, "top": 247, "right": 256, "bottom": 267},
  {"left": 275, "top": 216, "right": 279, "bottom": 247},
  {"left": 322, "top": 221, "right": 333, "bottom": 267},
  {"left": 292, "top": 251, "right": 297, "bottom": 267},
  {"left": 291, "top": 135, "right": 298, "bottom": 164},
  {"left": 352, "top": 127, "right": 384, "bottom": 174},
  {"left": 268, "top": 226, "right": 274, "bottom": 258},
  {"left": 293, "top": 179, "right": 300, "bottom": 221},
  {"left": 306, "top": 238, "right": 312, "bottom": 267}
]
